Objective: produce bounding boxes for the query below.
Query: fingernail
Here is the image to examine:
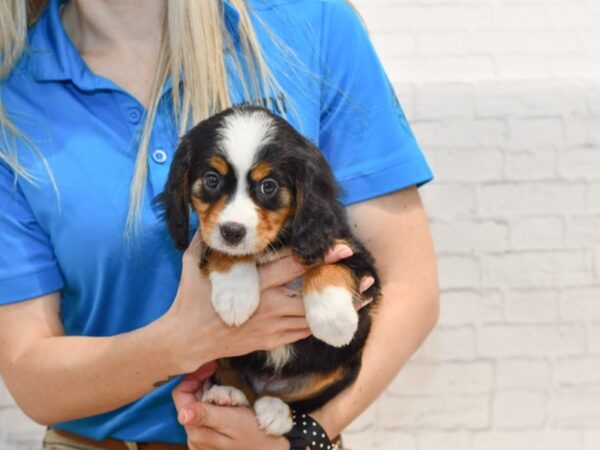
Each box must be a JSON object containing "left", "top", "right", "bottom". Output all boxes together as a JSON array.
[
  {"left": 361, "top": 276, "right": 375, "bottom": 292},
  {"left": 179, "top": 409, "right": 193, "bottom": 424},
  {"left": 337, "top": 246, "right": 353, "bottom": 259}
]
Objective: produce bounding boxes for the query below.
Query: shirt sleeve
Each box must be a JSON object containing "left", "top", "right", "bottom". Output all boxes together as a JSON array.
[
  {"left": 318, "top": 1, "right": 433, "bottom": 205},
  {"left": 0, "top": 162, "right": 64, "bottom": 304}
]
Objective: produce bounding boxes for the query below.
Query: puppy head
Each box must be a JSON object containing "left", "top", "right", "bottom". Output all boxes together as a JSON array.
[{"left": 162, "top": 106, "right": 341, "bottom": 261}]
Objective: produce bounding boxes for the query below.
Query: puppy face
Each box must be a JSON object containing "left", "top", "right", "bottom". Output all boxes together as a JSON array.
[
  {"left": 163, "top": 105, "right": 341, "bottom": 262},
  {"left": 188, "top": 109, "right": 294, "bottom": 255}
]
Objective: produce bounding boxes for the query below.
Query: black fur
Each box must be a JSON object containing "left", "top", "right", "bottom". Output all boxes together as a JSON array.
[{"left": 160, "top": 105, "right": 381, "bottom": 415}]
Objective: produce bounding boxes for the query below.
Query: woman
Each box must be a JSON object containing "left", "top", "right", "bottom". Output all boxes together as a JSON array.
[{"left": 0, "top": 1, "right": 439, "bottom": 449}]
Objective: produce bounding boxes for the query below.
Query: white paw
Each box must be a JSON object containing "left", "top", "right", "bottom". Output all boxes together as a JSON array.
[
  {"left": 304, "top": 286, "right": 358, "bottom": 347},
  {"left": 210, "top": 263, "right": 260, "bottom": 326},
  {"left": 254, "top": 396, "right": 293, "bottom": 436},
  {"left": 201, "top": 385, "right": 250, "bottom": 407}
]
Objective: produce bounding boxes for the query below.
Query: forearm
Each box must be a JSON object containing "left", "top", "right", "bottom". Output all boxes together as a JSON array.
[
  {"left": 2, "top": 315, "right": 197, "bottom": 425},
  {"left": 312, "top": 280, "right": 439, "bottom": 437}
]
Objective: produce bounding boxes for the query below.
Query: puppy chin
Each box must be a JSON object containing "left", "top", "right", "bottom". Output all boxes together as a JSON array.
[{"left": 210, "top": 237, "right": 258, "bottom": 256}]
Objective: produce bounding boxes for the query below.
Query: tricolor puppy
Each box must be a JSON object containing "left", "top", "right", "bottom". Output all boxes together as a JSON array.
[{"left": 162, "top": 105, "right": 381, "bottom": 435}]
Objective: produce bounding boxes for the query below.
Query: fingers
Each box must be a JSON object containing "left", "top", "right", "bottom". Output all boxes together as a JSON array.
[
  {"left": 183, "top": 228, "right": 204, "bottom": 261},
  {"left": 179, "top": 402, "right": 243, "bottom": 431},
  {"left": 359, "top": 276, "right": 375, "bottom": 293},
  {"left": 258, "top": 256, "right": 307, "bottom": 291},
  {"left": 259, "top": 244, "right": 353, "bottom": 290}
]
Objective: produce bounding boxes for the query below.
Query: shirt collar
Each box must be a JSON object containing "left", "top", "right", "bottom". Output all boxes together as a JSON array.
[{"left": 28, "top": 0, "right": 242, "bottom": 87}]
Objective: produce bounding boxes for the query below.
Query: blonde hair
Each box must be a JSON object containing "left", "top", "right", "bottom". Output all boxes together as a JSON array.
[{"left": 0, "top": 0, "right": 285, "bottom": 235}]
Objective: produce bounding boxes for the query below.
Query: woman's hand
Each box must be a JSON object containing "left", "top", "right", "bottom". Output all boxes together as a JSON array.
[
  {"left": 172, "top": 366, "right": 289, "bottom": 450},
  {"left": 159, "top": 231, "right": 356, "bottom": 374}
]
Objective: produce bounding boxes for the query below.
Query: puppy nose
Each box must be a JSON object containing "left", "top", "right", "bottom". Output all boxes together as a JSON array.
[{"left": 220, "top": 222, "right": 247, "bottom": 245}]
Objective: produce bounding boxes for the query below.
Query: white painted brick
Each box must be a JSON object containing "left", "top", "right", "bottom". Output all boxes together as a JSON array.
[
  {"left": 492, "top": 391, "right": 546, "bottom": 429},
  {"left": 509, "top": 216, "right": 564, "bottom": 250},
  {"left": 560, "top": 150, "right": 600, "bottom": 180},
  {"left": 589, "top": 84, "right": 600, "bottom": 115},
  {"left": 496, "top": 359, "right": 553, "bottom": 390},
  {"left": 384, "top": 55, "right": 496, "bottom": 83},
  {"left": 430, "top": 220, "right": 508, "bottom": 253},
  {"left": 478, "top": 183, "right": 586, "bottom": 216},
  {"left": 412, "top": 119, "right": 506, "bottom": 149},
  {"left": 413, "top": 83, "right": 474, "bottom": 119},
  {"left": 584, "top": 432, "right": 600, "bottom": 450},
  {"left": 390, "top": 361, "right": 493, "bottom": 396},
  {"left": 420, "top": 183, "right": 476, "bottom": 218},
  {"left": 492, "top": 4, "right": 549, "bottom": 30},
  {"left": 380, "top": 5, "right": 493, "bottom": 32},
  {"left": 547, "top": 4, "right": 600, "bottom": 28},
  {"left": 556, "top": 356, "right": 600, "bottom": 387},
  {"left": 589, "top": 182, "right": 600, "bottom": 213},
  {"left": 0, "top": 382, "right": 13, "bottom": 408},
  {"left": 416, "top": 326, "right": 477, "bottom": 362},
  {"left": 371, "top": 32, "right": 417, "bottom": 57},
  {"left": 508, "top": 118, "right": 563, "bottom": 152},
  {"left": 551, "top": 387, "right": 600, "bottom": 428},
  {"left": 0, "top": 409, "right": 44, "bottom": 449},
  {"left": 439, "top": 290, "right": 504, "bottom": 326},
  {"left": 427, "top": 149, "right": 504, "bottom": 183},
  {"left": 417, "top": 31, "right": 471, "bottom": 56},
  {"left": 504, "top": 151, "right": 557, "bottom": 181},
  {"left": 472, "top": 431, "right": 581, "bottom": 450},
  {"left": 475, "top": 82, "right": 588, "bottom": 118},
  {"left": 553, "top": 54, "right": 600, "bottom": 79},
  {"left": 566, "top": 216, "right": 600, "bottom": 247},
  {"left": 343, "top": 432, "right": 381, "bottom": 450},
  {"left": 381, "top": 394, "right": 490, "bottom": 430},
  {"left": 471, "top": 31, "right": 580, "bottom": 54},
  {"left": 478, "top": 324, "right": 586, "bottom": 357},
  {"left": 380, "top": 431, "right": 417, "bottom": 450},
  {"left": 505, "top": 289, "right": 560, "bottom": 323},
  {"left": 589, "top": 323, "right": 600, "bottom": 354},
  {"left": 564, "top": 118, "right": 600, "bottom": 149},
  {"left": 438, "top": 255, "right": 480, "bottom": 289},
  {"left": 418, "top": 431, "right": 471, "bottom": 450},
  {"left": 481, "top": 251, "right": 592, "bottom": 288},
  {"left": 496, "top": 55, "right": 552, "bottom": 81}
]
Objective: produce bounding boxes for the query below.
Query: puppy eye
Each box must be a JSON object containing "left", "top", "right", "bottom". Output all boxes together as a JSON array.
[
  {"left": 259, "top": 179, "right": 279, "bottom": 196},
  {"left": 204, "top": 171, "right": 221, "bottom": 189}
]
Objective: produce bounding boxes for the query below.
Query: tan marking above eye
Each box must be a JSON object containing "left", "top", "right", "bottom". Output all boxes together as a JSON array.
[
  {"left": 210, "top": 155, "right": 229, "bottom": 176},
  {"left": 250, "top": 161, "right": 272, "bottom": 182}
]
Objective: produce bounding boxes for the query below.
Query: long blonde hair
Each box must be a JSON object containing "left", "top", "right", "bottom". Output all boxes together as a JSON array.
[{"left": 0, "top": 0, "right": 284, "bottom": 235}]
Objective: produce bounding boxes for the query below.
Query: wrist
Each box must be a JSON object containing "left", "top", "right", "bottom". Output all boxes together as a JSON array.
[{"left": 149, "top": 310, "right": 214, "bottom": 375}]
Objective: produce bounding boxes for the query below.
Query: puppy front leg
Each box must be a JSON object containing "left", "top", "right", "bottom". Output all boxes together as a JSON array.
[
  {"left": 303, "top": 264, "right": 359, "bottom": 347},
  {"left": 208, "top": 254, "right": 260, "bottom": 326}
]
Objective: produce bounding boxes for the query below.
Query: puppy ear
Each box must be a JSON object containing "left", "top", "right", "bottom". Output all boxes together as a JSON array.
[
  {"left": 291, "top": 144, "right": 343, "bottom": 264},
  {"left": 161, "top": 139, "right": 192, "bottom": 250}
]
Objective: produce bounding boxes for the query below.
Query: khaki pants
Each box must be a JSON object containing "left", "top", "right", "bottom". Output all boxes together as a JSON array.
[
  {"left": 43, "top": 429, "right": 142, "bottom": 450},
  {"left": 42, "top": 428, "right": 345, "bottom": 450}
]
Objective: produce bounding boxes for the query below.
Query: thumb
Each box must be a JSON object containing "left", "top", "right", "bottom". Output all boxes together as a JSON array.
[{"left": 178, "top": 402, "right": 234, "bottom": 430}]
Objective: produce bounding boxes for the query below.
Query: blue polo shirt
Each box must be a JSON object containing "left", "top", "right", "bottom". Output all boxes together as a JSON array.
[{"left": 0, "top": 0, "right": 432, "bottom": 444}]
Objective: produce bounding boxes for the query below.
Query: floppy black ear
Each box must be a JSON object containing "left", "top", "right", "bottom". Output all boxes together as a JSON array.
[
  {"left": 291, "top": 143, "right": 343, "bottom": 264},
  {"left": 161, "top": 139, "right": 192, "bottom": 250}
]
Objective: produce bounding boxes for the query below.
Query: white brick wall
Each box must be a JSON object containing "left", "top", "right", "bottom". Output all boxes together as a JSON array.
[{"left": 1, "top": 1, "right": 599, "bottom": 449}]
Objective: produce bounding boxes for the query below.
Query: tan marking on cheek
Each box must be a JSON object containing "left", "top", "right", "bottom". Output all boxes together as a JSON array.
[
  {"left": 210, "top": 156, "right": 229, "bottom": 176},
  {"left": 191, "top": 196, "right": 227, "bottom": 243},
  {"left": 277, "top": 367, "right": 346, "bottom": 403},
  {"left": 255, "top": 188, "right": 294, "bottom": 252},
  {"left": 250, "top": 161, "right": 272, "bottom": 182},
  {"left": 303, "top": 264, "right": 357, "bottom": 295},
  {"left": 191, "top": 178, "right": 203, "bottom": 197}
]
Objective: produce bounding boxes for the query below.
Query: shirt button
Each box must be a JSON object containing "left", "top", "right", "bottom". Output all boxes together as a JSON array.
[
  {"left": 152, "top": 149, "right": 168, "bottom": 164},
  {"left": 127, "top": 107, "right": 142, "bottom": 124}
]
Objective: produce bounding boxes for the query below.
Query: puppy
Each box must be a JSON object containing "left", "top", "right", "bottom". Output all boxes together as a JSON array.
[{"left": 161, "top": 105, "right": 381, "bottom": 435}]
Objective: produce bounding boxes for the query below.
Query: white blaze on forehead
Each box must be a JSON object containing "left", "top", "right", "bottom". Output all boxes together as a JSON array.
[
  {"left": 211, "top": 110, "right": 276, "bottom": 254},
  {"left": 219, "top": 110, "right": 276, "bottom": 179}
]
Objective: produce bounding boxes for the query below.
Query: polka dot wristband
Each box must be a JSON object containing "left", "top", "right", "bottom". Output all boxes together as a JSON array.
[{"left": 284, "top": 411, "right": 334, "bottom": 450}]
